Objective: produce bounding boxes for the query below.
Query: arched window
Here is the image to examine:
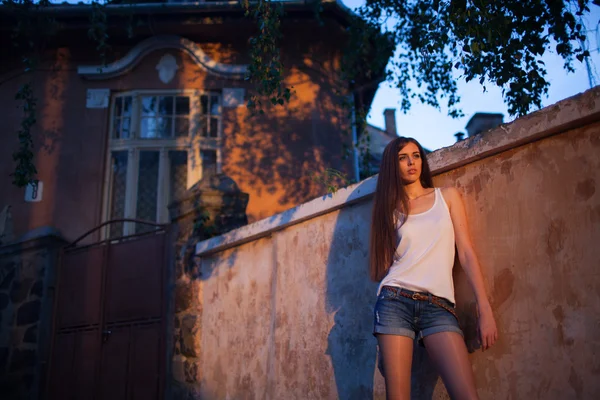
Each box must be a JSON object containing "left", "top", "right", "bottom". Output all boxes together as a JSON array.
[{"left": 102, "top": 89, "right": 222, "bottom": 238}]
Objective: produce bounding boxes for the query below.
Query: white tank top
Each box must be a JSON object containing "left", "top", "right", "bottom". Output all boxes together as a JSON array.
[{"left": 378, "top": 188, "right": 456, "bottom": 304}]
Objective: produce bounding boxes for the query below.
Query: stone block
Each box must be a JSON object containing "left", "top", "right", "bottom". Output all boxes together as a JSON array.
[
  {"left": 172, "top": 355, "right": 186, "bottom": 383},
  {"left": 10, "top": 279, "right": 33, "bottom": 304},
  {"left": 180, "top": 315, "right": 200, "bottom": 358},
  {"left": 17, "top": 300, "right": 40, "bottom": 326},
  {"left": 173, "top": 331, "right": 181, "bottom": 356},
  {"left": 184, "top": 359, "right": 201, "bottom": 383},
  {"left": 29, "top": 280, "right": 43, "bottom": 298},
  {"left": 20, "top": 253, "right": 43, "bottom": 280},
  {"left": 172, "top": 381, "right": 202, "bottom": 400},
  {"left": 175, "top": 281, "right": 194, "bottom": 313},
  {"left": 0, "top": 267, "right": 15, "bottom": 290},
  {"left": 23, "top": 324, "right": 38, "bottom": 344},
  {"left": 9, "top": 349, "right": 36, "bottom": 372}
]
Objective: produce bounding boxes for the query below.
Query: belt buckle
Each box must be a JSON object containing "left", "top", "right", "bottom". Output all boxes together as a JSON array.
[{"left": 411, "top": 293, "right": 419, "bottom": 300}]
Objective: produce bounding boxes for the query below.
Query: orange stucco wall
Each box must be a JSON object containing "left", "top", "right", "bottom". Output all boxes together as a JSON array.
[{"left": 0, "top": 20, "right": 354, "bottom": 243}]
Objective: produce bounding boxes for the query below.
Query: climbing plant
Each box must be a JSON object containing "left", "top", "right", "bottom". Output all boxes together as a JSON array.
[
  {"left": 5, "top": 0, "right": 57, "bottom": 187},
  {"left": 3, "top": 0, "right": 598, "bottom": 187},
  {"left": 242, "top": 0, "right": 292, "bottom": 115},
  {"left": 356, "top": 0, "right": 594, "bottom": 117}
]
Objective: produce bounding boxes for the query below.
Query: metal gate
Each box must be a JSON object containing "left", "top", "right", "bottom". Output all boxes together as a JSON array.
[{"left": 46, "top": 220, "right": 168, "bottom": 400}]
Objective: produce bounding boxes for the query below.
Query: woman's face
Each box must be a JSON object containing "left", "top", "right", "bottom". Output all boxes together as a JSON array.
[{"left": 398, "top": 142, "right": 422, "bottom": 184}]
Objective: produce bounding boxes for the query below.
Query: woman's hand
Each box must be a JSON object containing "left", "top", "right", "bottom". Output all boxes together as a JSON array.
[{"left": 477, "top": 304, "right": 498, "bottom": 351}]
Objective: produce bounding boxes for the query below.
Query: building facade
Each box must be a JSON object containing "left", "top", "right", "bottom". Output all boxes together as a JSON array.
[{"left": 0, "top": 1, "right": 376, "bottom": 244}]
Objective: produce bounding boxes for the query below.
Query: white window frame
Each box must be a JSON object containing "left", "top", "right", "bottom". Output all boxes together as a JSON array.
[{"left": 101, "top": 89, "right": 223, "bottom": 238}]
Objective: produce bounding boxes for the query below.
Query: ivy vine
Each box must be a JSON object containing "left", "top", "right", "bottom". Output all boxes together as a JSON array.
[
  {"left": 243, "top": 0, "right": 292, "bottom": 115},
  {"left": 5, "top": 0, "right": 57, "bottom": 187},
  {"left": 5, "top": 0, "right": 596, "bottom": 189},
  {"left": 12, "top": 82, "right": 38, "bottom": 188},
  {"left": 88, "top": 1, "right": 111, "bottom": 69}
]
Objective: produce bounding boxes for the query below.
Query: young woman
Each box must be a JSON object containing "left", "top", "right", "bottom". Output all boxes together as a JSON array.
[{"left": 371, "top": 137, "right": 498, "bottom": 400}]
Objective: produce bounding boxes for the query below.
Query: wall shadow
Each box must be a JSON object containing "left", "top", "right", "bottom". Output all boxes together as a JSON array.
[
  {"left": 324, "top": 182, "right": 454, "bottom": 399},
  {"left": 324, "top": 184, "right": 377, "bottom": 399}
]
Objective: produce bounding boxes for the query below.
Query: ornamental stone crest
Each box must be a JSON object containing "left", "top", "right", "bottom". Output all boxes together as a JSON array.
[{"left": 156, "top": 53, "right": 179, "bottom": 84}]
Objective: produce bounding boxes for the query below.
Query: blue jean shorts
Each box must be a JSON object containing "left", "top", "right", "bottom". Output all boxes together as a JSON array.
[{"left": 373, "top": 285, "right": 463, "bottom": 344}]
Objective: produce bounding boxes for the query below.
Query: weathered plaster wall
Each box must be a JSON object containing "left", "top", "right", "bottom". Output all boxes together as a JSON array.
[
  {"left": 180, "top": 88, "right": 600, "bottom": 399},
  {"left": 434, "top": 122, "right": 600, "bottom": 399}
]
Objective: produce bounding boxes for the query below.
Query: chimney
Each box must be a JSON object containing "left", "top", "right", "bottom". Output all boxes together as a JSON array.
[
  {"left": 454, "top": 132, "right": 465, "bottom": 142},
  {"left": 384, "top": 109, "right": 397, "bottom": 137},
  {"left": 465, "top": 113, "right": 504, "bottom": 137}
]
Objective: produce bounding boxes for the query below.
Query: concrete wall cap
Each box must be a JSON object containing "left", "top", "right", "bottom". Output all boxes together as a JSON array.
[
  {"left": 196, "top": 86, "right": 600, "bottom": 257},
  {"left": 78, "top": 35, "right": 248, "bottom": 80}
]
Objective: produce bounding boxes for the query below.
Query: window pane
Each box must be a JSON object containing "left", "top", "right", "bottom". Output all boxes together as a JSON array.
[
  {"left": 114, "top": 97, "right": 123, "bottom": 117},
  {"left": 159, "top": 96, "right": 174, "bottom": 115},
  {"left": 121, "top": 118, "right": 131, "bottom": 139},
  {"left": 123, "top": 96, "right": 132, "bottom": 116},
  {"left": 201, "top": 95, "right": 208, "bottom": 115},
  {"left": 109, "top": 151, "right": 128, "bottom": 238},
  {"left": 113, "top": 117, "right": 121, "bottom": 139},
  {"left": 174, "top": 117, "right": 189, "bottom": 138},
  {"left": 142, "top": 96, "right": 157, "bottom": 116},
  {"left": 210, "top": 95, "right": 221, "bottom": 116},
  {"left": 169, "top": 151, "right": 188, "bottom": 203},
  {"left": 175, "top": 96, "right": 190, "bottom": 115},
  {"left": 201, "top": 150, "right": 217, "bottom": 177},
  {"left": 140, "top": 117, "right": 172, "bottom": 139},
  {"left": 136, "top": 151, "right": 159, "bottom": 233},
  {"left": 209, "top": 117, "right": 219, "bottom": 138},
  {"left": 162, "top": 118, "right": 173, "bottom": 138},
  {"left": 198, "top": 118, "right": 207, "bottom": 137}
]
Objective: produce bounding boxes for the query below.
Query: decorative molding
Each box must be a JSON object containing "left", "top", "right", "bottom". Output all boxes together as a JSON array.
[
  {"left": 86, "top": 88, "right": 110, "bottom": 108},
  {"left": 156, "top": 53, "right": 179, "bottom": 84},
  {"left": 196, "top": 86, "right": 600, "bottom": 257},
  {"left": 78, "top": 35, "right": 248, "bottom": 80}
]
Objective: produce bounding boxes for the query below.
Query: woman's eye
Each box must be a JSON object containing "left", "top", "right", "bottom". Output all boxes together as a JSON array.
[{"left": 414, "top": 154, "right": 421, "bottom": 159}]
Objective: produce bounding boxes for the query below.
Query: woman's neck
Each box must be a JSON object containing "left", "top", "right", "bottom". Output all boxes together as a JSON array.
[{"left": 404, "top": 181, "right": 429, "bottom": 200}]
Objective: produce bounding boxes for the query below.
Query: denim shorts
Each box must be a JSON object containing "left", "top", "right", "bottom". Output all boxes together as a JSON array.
[{"left": 373, "top": 285, "right": 463, "bottom": 344}]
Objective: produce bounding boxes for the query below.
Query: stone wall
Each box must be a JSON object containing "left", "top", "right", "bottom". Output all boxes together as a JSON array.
[
  {"left": 168, "top": 174, "right": 248, "bottom": 399},
  {"left": 179, "top": 87, "right": 600, "bottom": 399},
  {"left": 0, "top": 228, "right": 65, "bottom": 400}
]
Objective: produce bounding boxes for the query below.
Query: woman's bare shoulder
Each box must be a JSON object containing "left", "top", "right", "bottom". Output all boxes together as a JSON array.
[
  {"left": 439, "top": 186, "right": 461, "bottom": 196},
  {"left": 439, "top": 187, "right": 462, "bottom": 207}
]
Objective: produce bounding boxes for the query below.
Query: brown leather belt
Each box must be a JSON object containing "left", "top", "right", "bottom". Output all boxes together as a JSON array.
[{"left": 382, "top": 285, "right": 459, "bottom": 322}]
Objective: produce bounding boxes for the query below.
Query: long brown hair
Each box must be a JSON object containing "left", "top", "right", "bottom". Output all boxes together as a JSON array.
[{"left": 369, "top": 137, "right": 433, "bottom": 282}]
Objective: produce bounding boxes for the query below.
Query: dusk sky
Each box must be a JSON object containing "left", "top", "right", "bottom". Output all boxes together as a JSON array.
[{"left": 342, "top": 0, "right": 600, "bottom": 151}]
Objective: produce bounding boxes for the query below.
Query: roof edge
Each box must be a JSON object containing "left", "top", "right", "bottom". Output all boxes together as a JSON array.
[{"left": 0, "top": 1, "right": 355, "bottom": 23}]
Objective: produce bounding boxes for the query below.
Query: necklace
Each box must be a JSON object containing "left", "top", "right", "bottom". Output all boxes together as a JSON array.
[{"left": 407, "top": 188, "right": 435, "bottom": 201}]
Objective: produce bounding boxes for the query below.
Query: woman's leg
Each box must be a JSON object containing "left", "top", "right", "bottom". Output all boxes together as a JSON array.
[
  {"left": 422, "top": 332, "right": 479, "bottom": 400},
  {"left": 377, "top": 334, "right": 414, "bottom": 400}
]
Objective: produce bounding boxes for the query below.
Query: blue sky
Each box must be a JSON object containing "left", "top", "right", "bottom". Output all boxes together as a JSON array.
[{"left": 342, "top": 0, "right": 600, "bottom": 151}]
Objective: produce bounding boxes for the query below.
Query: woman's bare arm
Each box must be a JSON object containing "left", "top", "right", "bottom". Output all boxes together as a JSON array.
[{"left": 442, "top": 186, "right": 498, "bottom": 350}]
